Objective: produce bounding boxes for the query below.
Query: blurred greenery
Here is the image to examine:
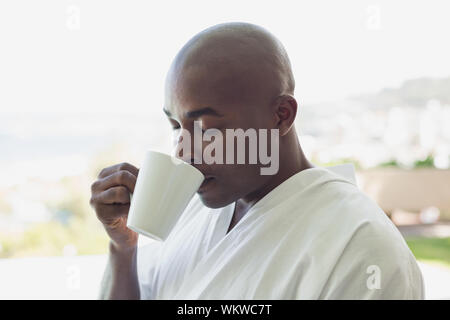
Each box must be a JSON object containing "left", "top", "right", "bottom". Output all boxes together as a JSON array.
[
  {"left": 378, "top": 154, "right": 436, "bottom": 169},
  {"left": 413, "top": 155, "right": 435, "bottom": 168},
  {"left": 0, "top": 144, "right": 133, "bottom": 259},
  {"left": 0, "top": 218, "right": 109, "bottom": 258},
  {"left": 316, "top": 154, "right": 438, "bottom": 170},
  {"left": 406, "top": 237, "right": 450, "bottom": 268},
  {"left": 378, "top": 159, "right": 400, "bottom": 168},
  {"left": 320, "top": 154, "right": 435, "bottom": 170},
  {"left": 314, "top": 158, "right": 362, "bottom": 170}
]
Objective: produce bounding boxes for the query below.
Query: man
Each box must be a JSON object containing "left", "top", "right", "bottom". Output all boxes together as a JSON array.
[{"left": 90, "top": 22, "right": 424, "bottom": 299}]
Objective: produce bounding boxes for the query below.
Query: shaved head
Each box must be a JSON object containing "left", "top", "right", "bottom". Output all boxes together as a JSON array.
[
  {"left": 163, "top": 22, "right": 307, "bottom": 209},
  {"left": 166, "top": 22, "right": 295, "bottom": 108}
]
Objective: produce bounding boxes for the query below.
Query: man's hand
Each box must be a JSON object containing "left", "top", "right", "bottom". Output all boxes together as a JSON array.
[{"left": 90, "top": 162, "right": 139, "bottom": 252}]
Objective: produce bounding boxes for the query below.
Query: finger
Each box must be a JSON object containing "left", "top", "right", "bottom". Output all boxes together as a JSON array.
[
  {"left": 92, "top": 186, "right": 130, "bottom": 205},
  {"left": 91, "top": 170, "right": 137, "bottom": 193},
  {"left": 97, "top": 162, "right": 139, "bottom": 179},
  {"left": 94, "top": 203, "right": 130, "bottom": 222}
]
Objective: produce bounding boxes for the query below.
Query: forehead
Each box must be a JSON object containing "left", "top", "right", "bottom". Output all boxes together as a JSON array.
[{"left": 164, "top": 61, "right": 262, "bottom": 118}]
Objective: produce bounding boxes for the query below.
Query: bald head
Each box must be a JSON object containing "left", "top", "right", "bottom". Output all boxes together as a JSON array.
[{"left": 166, "top": 22, "right": 295, "bottom": 108}]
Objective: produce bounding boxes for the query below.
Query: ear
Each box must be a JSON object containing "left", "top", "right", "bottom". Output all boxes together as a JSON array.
[{"left": 273, "top": 95, "right": 298, "bottom": 136}]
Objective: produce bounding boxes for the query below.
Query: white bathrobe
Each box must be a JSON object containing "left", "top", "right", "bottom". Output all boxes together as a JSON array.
[{"left": 137, "top": 164, "right": 424, "bottom": 299}]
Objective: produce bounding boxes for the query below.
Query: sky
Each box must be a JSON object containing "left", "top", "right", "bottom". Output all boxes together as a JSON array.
[{"left": 0, "top": 0, "right": 449, "bottom": 114}]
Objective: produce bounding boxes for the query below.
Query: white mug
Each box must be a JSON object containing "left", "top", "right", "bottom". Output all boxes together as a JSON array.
[{"left": 126, "top": 150, "right": 204, "bottom": 241}]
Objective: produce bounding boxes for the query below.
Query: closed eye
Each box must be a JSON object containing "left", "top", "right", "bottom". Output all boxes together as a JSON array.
[{"left": 169, "top": 118, "right": 181, "bottom": 131}]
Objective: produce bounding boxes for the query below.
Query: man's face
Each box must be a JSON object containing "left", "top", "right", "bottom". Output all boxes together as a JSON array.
[{"left": 163, "top": 64, "right": 276, "bottom": 208}]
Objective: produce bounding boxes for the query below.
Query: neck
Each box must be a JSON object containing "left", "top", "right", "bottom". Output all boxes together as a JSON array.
[{"left": 233, "top": 133, "right": 313, "bottom": 220}]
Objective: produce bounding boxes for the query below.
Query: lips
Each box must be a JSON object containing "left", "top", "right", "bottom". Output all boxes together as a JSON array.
[{"left": 198, "top": 176, "right": 215, "bottom": 193}]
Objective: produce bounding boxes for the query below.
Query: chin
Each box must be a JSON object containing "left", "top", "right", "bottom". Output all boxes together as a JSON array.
[{"left": 197, "top": 192, "right": 234, "bottom": 209}]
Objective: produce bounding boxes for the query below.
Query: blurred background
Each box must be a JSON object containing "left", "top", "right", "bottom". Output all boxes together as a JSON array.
[{"left": 0, "top": 0, "right": 449, "bottom": 299}]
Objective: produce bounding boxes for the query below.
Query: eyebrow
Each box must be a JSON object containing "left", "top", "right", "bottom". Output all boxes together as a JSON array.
[{"left": 163, "top": 107, "right": 223, "bottom": 119}]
